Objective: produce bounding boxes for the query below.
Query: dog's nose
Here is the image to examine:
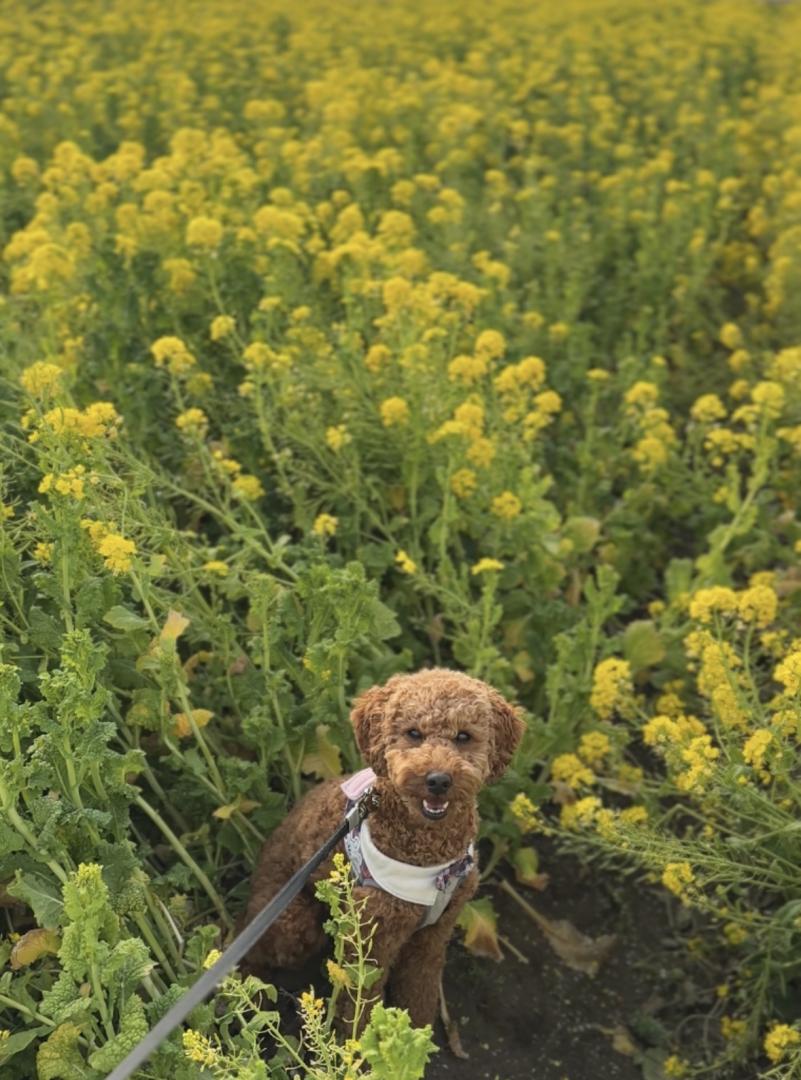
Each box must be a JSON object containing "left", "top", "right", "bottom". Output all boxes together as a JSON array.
[{"left": 425, "top": 771, "right": 452, "bottom": 796}]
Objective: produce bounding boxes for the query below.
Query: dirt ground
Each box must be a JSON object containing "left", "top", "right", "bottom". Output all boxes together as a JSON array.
[{"left": 426, "top": 840, "right": 742, "bottom": 1080}]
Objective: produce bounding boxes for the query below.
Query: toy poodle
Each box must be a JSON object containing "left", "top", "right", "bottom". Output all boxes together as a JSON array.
[{"left": 242, "top": 667, "right": 524, "bottom": 1029}]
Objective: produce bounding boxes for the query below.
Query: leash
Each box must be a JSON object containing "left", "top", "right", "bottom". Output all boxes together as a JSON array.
[{"left": 106, "top": 792, "right": 375, "bottom": 1080}]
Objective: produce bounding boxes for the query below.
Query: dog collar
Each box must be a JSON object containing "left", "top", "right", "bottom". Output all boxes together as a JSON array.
[{"left": 340, "top": 769, "right": 474, "bottom": 927}]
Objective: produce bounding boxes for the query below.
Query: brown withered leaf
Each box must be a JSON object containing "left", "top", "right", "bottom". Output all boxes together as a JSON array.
[
  {"left": 550, "top": 780, "right": 577, "bottom": 806},
  {"left": 11, "top": 928, "right": 60, "bottom": 969},
  {"left": 513, "top": 847, "right": 550, "bottom": 892},
  {"left": 457, "top": 898, "right": 503, "bottom": 962},
  {"left": 588, "top": 1024, "right": 639, "bottom": 1057},
  {"left": 228, "top": 654, "right": 250, "bottom": 675},
  {"left": 500, "top": 880, "right": 616, "bottom": 977}
]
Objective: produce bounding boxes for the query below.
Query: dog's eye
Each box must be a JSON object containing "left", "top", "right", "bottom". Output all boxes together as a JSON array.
[
  {"left": 455, "top": 731, "right": 471, "bottom": 744},
  {"left": 406, "top": 728, "right": 423, "bottom": 741}
]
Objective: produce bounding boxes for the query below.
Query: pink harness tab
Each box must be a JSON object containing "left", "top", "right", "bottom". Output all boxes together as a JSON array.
[{"left": 340, "top": 767, "right": 377, "bottom": 801}]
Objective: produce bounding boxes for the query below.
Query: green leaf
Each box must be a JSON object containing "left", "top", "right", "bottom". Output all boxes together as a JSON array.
[
  {"left": 360, "top": 1002, "right": 437, "bottom": 1080},
  {"left": 623, "top": 620, "right": 665, "bottom": 672},
  {"left": 367, "top": 596, "right": 401, "bottom": 641},
  {"left": 0, "top": 1026, "right": 51, "bottom": 1066},
  {"left": 103, "top": 606, "right": 150, "bottom": 632},
  {"left": 8, "top": 871, "right": 63, "bottom": 928}
]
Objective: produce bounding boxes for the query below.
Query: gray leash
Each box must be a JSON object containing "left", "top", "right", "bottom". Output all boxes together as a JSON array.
[{"left": 106, "top": 794, "right": 374, "bottom": 1080}]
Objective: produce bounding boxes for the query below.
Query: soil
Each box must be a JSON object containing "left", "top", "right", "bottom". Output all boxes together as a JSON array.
[
  {"left": 426, "top": 840, "right": 719, "bottom": 1080},
  {"left": 268, "top": 840, "right": 750, "bottom": 1080}
]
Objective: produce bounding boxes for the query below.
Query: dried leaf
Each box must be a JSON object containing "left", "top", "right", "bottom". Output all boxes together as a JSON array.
[
  {"left": 160, "top": 609, "right": 190, "bottom": 643},
  {"left": 513, "top": 848, "right": 550, "bottom": 892},
  {"left": 457, "top": 898, "right": 503, "bottom": 962},
  {"left": 228, "top": 654, "right": 249, "bottom": 675},
  {"left": 587, "top": 1024, "right": 639, "bottom": 1057},
  {"left": 184, "top": 650, "right": 214, "bottom": 677},
  {"left": 10, "top": 928, "right": 60, "bottom": 969},
  {"left": 550, "top": 779, "right": 577, "bottom": 806},
  {"left": 301, "top": 724, "right": 343, "bottom": 779},
  {"left": 500, "top": 879, "right": 616, "bottom": 976},
  {"left": 539, "top": 917, "right": 615, "bottom": 975},
  {"left": 172, "top": 708, "right": 214, "bottom": 738}
]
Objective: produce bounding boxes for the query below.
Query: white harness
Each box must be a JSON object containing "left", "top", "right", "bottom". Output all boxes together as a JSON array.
[{"left": 340, "top": 768, "right": 474, "bottom": 927}]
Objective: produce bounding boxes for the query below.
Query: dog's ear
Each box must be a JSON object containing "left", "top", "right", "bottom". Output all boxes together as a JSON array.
[
  {"left": 487, "top": 689, "right": 525, "bottom": 782},
  {"left": 350, "top": 681, "right": 394, "bottom": 775}
]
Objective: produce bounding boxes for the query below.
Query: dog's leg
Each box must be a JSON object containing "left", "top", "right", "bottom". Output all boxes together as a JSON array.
[
  {"left": 337, "top": 888, "right": 423, "bottom": 1033},
  {"left": 387, "top": 868, "right": 479, "bottom": 1029},
  {"left": 242, "top": 859, "right": 327, "bottom": 971}
]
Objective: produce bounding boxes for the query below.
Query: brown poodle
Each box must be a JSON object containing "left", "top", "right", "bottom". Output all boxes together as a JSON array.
[{"left": 242, "top": 668, "right": 524, "bottom": 1029}]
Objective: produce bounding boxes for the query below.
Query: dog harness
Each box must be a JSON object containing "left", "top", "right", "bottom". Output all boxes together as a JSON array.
[{"left": 340, "top": 768, "right": 474, "bottom": 928}]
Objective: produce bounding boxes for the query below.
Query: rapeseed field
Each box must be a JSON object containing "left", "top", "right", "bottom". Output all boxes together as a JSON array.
[{"left": 3, "top": 0, "right": 801, "bottom": 1075}]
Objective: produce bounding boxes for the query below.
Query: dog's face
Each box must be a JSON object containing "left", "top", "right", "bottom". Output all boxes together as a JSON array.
[{"left": 351, "top": 669, "right": 524, "bottom": 824}]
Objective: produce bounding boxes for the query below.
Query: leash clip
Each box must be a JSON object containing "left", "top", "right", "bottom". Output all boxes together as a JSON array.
[{"left": 345, "top": 788, "right": 378, "bottom": 831}]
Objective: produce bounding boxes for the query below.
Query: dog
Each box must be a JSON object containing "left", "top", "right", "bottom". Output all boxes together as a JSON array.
[{"left": 242, "top": 668, "right": 524, "bottom": 1029}]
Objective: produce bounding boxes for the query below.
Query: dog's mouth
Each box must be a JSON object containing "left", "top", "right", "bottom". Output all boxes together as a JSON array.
[{"left": 421, "top": 797, "right": 449, "bottom": 821}]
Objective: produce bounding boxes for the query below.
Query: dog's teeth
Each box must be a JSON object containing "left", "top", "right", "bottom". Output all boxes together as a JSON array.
[{"left": 423, "top": 799, "right": 449, "bottom": 815}]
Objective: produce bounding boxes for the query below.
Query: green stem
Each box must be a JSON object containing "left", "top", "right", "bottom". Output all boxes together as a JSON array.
[{"left": 134, "top": 795, "right": 233, "bottom": 931}]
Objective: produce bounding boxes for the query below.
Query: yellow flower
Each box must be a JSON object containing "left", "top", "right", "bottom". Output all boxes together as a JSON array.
[
  {"left": 448, "top": 354, "right": 488, "bottom": 384},
  {"left": 312, "top": 513, "right": 338, "bottom": 537},
  {"left": 97, "top": 532, "right": 137, "bottom": 574},
  {"left": 589, "top": 658, "right": 633, "bottom": 720},
  {"left": 491, "top": 491, "right": 522, "bottom": 520},
  {"left": 663, "top": 1055, "right": 689, "bottom": 1078},
  {"left": 764, "top": 1023, "right": 801, "bottom": 1064},
  {"left": 688, "top": 586, "right": 738, "bottom": 624},
  {"left": 33, "top": 541, "right": 54, "bottom": 563},
  {"left": 775, "top": 650, "right": 801, "bottom": 695},
  {"left": 551, "top": 753, "right": 594, "bottom": 789},
  {"left": 202, "top": 560, "right": 229, "bottom": 576},
  {"left": 210, "top": 314, "right": 235, "bottom": 340},
  {"left": 380, "top": 396, "right": 410, "bottom": 427},
  {"left": 150, "top": 336, "right": 196, "bottom": 374},
  {"left": 577, "top": 731, "right": 611, "bottom": 766},
  {"left": 325, "top": 424, "right": 350, "bottom": 451},
  {"left": 719, "top": 322, "right": 743, "bottom": 350},
  {"left": 451, "top": 468, "right": 477, "bottom": 498},
  {"left": 509, "top": 793, "right": 541, "bottom": 833},
  {"left": 690, "top": 393, "right": 726, "bottom": 423},
  {"left": 471, "top": 557, "right": 504, "bottom": 575},
  {"left": 182, "top": 1030, "right": 219, "bottom": 1067},
  {"left": 474, "top": 329, "right": 506, "bottom": 360},
  {"left": 395, "top": 549, "right": 417, "bottom": 574},
  {"left": 737, "top": 584, "right": 777, "bottom": 628},
  {"left": 203, "top": 949, "right": 222, "bottom": 969},
  {"left": 560, "top": 795, "right": 601, "bottom": 829},
  {"left": 326, "top": 959, "right": 352, "bottom": 988},
  {"left": 299, "top": 990, "right": 325, "bottom": 1015},
  {"left": 186, "top": 215, "right": 224, "bottom": 248},
  {"left": 1, "top": 503, "right": 15, "bottom": 520},
  {"left": 743, "top": 728, "right": 772, "bottom": 770},
  {"left": 20, "top": 361, "right": 64, "bottom": 397},
  {"left": 587, "top": 368, "right": 610, "bottom": 382},
  {"left": 661, "top": 862, "right": 694, "bottom": 900},
  {"left": 232, "top": 474, "right": 264, "bottom": 501},
  {"left": 175, "top": 407, "right": 208, "bottom": 435}
]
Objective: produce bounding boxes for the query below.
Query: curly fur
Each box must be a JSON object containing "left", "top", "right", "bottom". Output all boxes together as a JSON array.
[{"left": 242, "top": 668, "right": 524, "bottom": 1029}]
